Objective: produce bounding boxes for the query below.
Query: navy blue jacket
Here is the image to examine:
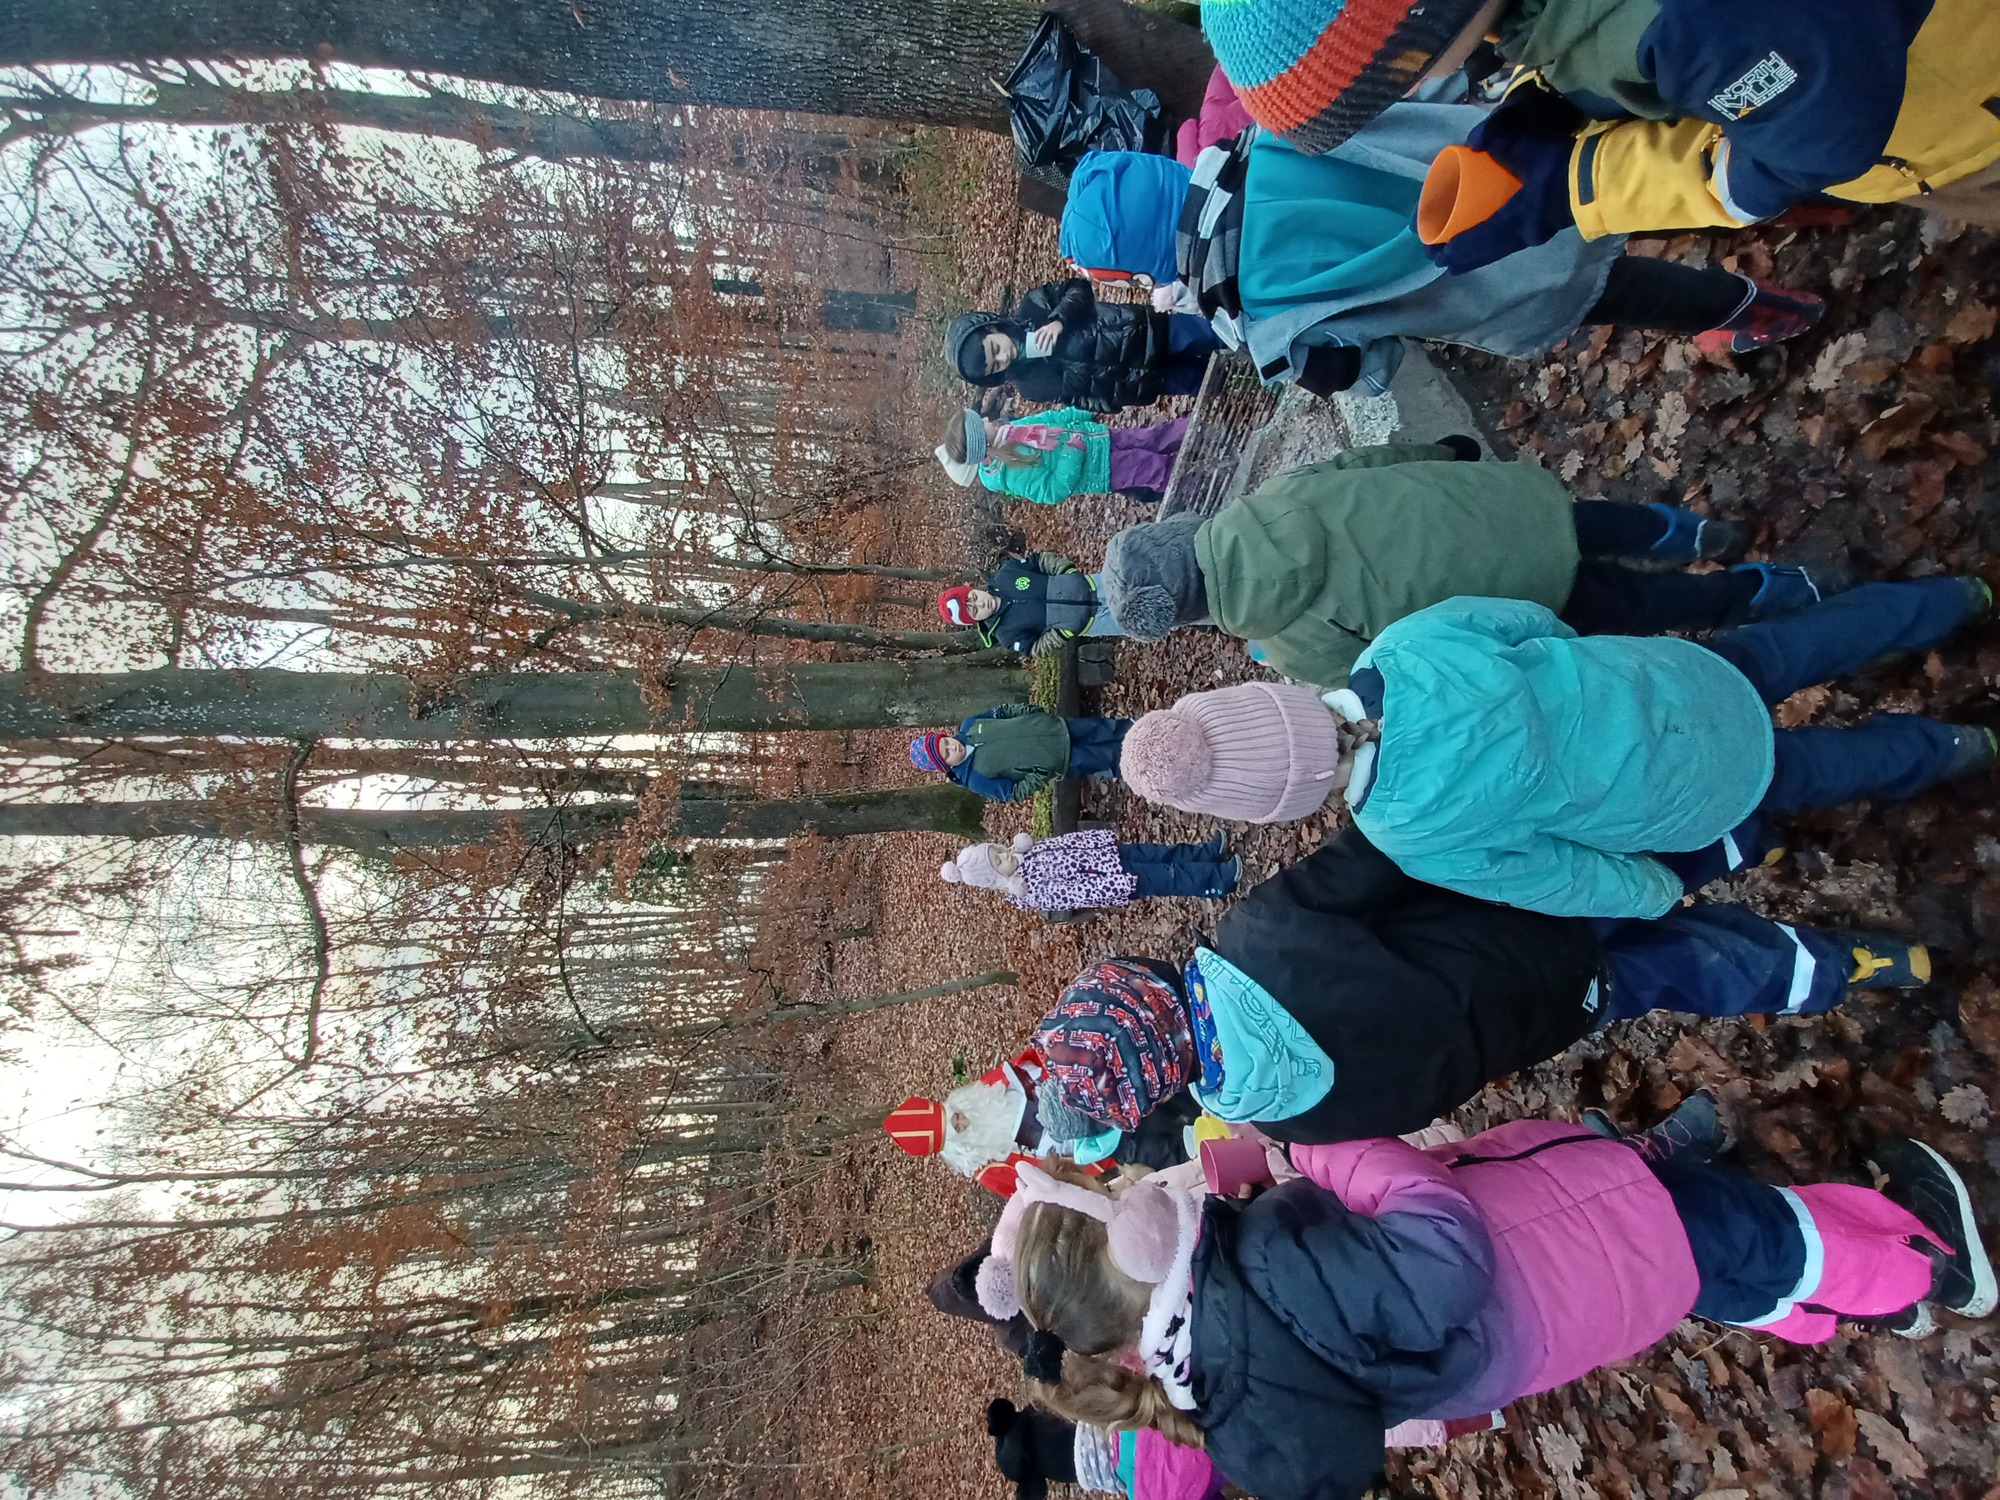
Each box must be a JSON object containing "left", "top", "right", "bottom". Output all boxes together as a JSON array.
[
  {"left": 1637, "top": 0, "right": 1932, "bottom": 217},
  {"left": 1190, "top": 1181, "right": 1495, "bottom": 1500}
]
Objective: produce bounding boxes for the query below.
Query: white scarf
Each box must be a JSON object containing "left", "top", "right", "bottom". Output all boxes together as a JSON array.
[{"left": 1136, "top": 1180, "right": 1202, "bottom": 1411}]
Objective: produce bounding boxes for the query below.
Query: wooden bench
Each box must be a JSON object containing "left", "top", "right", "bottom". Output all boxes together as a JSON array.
[{"left": 1157, "top": 351, "right": 1280, "bottom": 519}]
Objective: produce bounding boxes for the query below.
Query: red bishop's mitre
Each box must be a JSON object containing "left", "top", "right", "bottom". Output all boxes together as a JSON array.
[{"left": 883, "top": 1096, "right": 945, "bottom": 1157}]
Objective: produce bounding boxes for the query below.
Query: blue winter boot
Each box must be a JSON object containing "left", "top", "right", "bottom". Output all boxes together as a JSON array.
[
  {"left": 1732, "top": 562, "right": 1821, "bottom": 619},
  {"left": 1647, "top": 503, "right": 1747, "bottom": 564}
]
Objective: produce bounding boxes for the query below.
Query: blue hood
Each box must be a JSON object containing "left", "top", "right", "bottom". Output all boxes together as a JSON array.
[{"left": 1059, "top": 151, "right": 1191, "bottom": 284}]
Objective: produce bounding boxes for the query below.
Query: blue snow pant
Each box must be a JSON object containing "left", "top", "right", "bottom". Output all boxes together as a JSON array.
[
  {"left": 1119, "top": 838, "right": 1236, "bottom": 898},
  {"left": 1064, "top": 716, "right": 1132, "bottom": 780},
  {"left": 1662, "top": 579, "right": 1981, "bottom": 885},
  {"left": 1706, "top": 578, "right": 1978, "bottom": 811},
  {"left": 1592, "top": 905, "right": 1849, "bottom": 1023},
  {"left": 1650, "top": 1157, "right": 1811, "bottom": 1325}
]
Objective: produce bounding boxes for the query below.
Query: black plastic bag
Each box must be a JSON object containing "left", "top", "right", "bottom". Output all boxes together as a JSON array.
[{"left": 1003, "top": 12, "right": 1165, "bottom": 172}]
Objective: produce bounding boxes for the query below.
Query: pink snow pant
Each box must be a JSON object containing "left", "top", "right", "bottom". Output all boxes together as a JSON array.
[{"left": 1740, "top": 1184, "right": 1942, "bottom": 1343}]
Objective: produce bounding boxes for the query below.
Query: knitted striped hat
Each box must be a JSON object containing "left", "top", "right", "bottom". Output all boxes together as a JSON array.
[
  {"left": 1202, "top": 0, "right": 1487, "bottom": 154},
  {"left": 1120, "top": 680, "right": 1341, "bottom": 822}
]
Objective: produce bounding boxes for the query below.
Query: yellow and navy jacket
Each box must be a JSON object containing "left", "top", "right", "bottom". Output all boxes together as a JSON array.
[{"left": 1493, "top": 0, "right": 2000, "bottom": 235}]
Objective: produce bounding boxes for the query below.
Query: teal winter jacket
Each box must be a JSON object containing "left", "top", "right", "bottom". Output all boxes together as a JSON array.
[{"left": 1349, "top": 597, "right": 1774, "bottom": 918}]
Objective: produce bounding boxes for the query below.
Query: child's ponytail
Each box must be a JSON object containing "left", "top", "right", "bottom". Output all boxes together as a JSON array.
[{"left": 1032, "top": 1351, "right": 1207, "bottom": 1449}]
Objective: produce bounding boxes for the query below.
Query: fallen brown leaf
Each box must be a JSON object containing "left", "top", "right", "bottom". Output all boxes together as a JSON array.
[
  {"left": 1945, "top": 300, "right": 1998, "bottom": 345},
  {"left": 1806, "top": 1388, "right": 1858, "bottom": 1461}
]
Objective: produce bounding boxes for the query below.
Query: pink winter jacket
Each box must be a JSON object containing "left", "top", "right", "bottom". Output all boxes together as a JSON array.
[
  {"left": 1174, "top": 68, "right": 1256, "bottom": 167},
  {"left": 1292, "top": 1120, "right": 1701, "bottom": 1418}
]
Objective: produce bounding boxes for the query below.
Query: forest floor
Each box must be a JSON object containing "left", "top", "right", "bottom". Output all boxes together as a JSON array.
[{"left": 783, "top": 131, "right": 2000, "bottom": 1500}]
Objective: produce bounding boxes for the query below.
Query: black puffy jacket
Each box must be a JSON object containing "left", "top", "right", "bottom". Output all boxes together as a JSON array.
[
  {"left": 1210, "top": 826, "right": 1602, "bottom": 1142},
  {"left": 1008, "top": 277, "right": 1176, "bottom": 414}
]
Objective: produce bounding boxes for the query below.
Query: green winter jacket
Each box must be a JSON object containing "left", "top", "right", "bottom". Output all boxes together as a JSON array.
[
  {"left": 954, "top": 704, "right": 1073, "bottom": 801},
  {"left": 979, "top": 406, "right": 1113, "bottom": 505},
  {"left": 1494, "top": 0, "right": 1666, "bottom": 116},
  {"left": 1193, "top": 443, "right": 1581, "bottom": 687}
]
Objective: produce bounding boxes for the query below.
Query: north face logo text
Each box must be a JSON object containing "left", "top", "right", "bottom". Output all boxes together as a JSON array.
[{"left": 1709, "top": 52, "right": 1799, "bottom": 118}]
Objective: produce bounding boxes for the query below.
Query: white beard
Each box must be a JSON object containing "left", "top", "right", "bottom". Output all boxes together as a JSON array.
[{"left": 939, "top": 1078, "right": 1029, "bottom": 1177}]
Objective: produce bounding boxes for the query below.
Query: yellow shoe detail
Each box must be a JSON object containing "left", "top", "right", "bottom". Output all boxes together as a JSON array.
[
  {"left": 1763, "top": 846, "right": 1788, "bottom": 867},
  {"left": 1850, "top": 948, "right": 1894, "bottom": 983},
  {"left": 1910, "top": 945, "right": 1932, "bottom": 983}
]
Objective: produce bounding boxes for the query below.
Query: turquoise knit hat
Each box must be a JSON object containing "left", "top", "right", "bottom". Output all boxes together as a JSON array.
[{"left": 1202, "top": 0, "right": 1486, "bottom": 154}]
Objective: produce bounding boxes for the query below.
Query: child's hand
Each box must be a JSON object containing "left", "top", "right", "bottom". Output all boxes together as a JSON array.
[{"left": 1030, "top": 320, "right": 1062, "bottom": 353}]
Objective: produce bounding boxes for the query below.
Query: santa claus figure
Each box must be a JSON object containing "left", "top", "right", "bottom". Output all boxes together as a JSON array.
[
  {"left": 883, "top": 1044, "right": 1196, "bottom": 1195},
  {"left": 883, "top": 1047, "right": 1050, "bottom": 1196}
]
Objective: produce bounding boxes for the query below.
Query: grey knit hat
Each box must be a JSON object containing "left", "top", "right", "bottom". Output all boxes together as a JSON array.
[
  {"left": 1100, "top": 512, "right": 1211, "bottom": 640},
  {"left": 1034, "top": 1093, "right": 1102, "bottom": 1147}
]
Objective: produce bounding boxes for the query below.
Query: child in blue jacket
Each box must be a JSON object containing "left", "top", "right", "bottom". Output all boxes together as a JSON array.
[
  {"left": 1123, "top": 578, "right": 1995, "bottom": 916},
  {"left": 938, "top": 553, "right": 1122, "bottom": 659},
  {"left": 911, "top": 705, "right": 1133, "bottom": 803}
]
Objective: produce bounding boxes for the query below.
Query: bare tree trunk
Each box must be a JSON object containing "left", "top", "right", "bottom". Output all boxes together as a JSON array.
[
  {"left": 0, "top": 74, "right": 893, "bottom": 165},
  {"left": 0, "top": 659, "right": 1027, "bottom": 739},
  {"left": 0, "top": 784, "right": 989, "bottom": 846},
  {"left": 0, "top": 0, "right": 1214, "bottom": 129}
]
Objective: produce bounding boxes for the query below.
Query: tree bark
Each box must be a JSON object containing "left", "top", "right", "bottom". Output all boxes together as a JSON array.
[
  {"left": 0, "top": 784, "right": 989, "bottom": 846},
  {"left": 0, "top": 660, "right": 1027, "bottom": 739},
  {"left": 0, "top": 75, "right": 882, "bottom": 165},
  {"left": 0, "top": 0, "right": 1214, "bottom": 129},
  {"left": 516, "top": 589, "right": 977, "bottom": 654}
]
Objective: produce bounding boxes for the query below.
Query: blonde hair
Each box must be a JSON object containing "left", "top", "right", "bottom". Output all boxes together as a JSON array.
[{"left": 1012, "top": 1167, "right": 1207, "bottom": 1449}]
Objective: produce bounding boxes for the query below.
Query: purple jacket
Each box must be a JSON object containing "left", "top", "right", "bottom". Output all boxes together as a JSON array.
[{"left": 1295, "top": 1120, "right": 1700, "bottom": 1418}]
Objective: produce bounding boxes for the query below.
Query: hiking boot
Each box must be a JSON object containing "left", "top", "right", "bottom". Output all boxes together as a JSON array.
[
  {"left": 1582, "top": 1090, "right": 1730, "bottom": 1168},
  {"left": 1732, "top": 561, "right": 1821, "bottom": 618},
  {"left": 1693, "top": 278, "right": 1827, "bottom": 356},
  {"left": 1209, "top": 855, "right": 1245, "bottom": 895},
  {"left": 1198, "top": 830, "right": 1230, "bottom": 860},
  {"left": 1840, "top": 934, "right": 1932, "bottom": 989},
  {"left": 1648, "top": 502, "right": 1748, "bottom": 564},
  {"left": 1867, "top": 1137, "right": 1998, "bottom": 1328}
]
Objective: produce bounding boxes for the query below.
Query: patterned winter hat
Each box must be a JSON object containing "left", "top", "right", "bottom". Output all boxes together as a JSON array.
[
  {"left": 883, "top": 1096, "right": 946, "bottom": 1156},
  {"left": 1202, "top": 0, "right": 1488, "bottom": 154},
  {"left": 910, "top": 731, "right": 950, "bottom": 773},
  {"left": 1033, "top": 960, "right": 1194, "bottom": 1131}
]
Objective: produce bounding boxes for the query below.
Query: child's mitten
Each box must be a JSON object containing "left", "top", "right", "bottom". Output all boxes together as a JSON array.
[{"left": 1419, "top": 84, "right": 1582, "bottom": 274}]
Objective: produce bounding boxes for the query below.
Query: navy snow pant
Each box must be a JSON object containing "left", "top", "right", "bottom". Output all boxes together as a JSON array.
[
  {"left": 1707, "top": 578, "right": 1978, "bottom": 811},
  {"left": 1119, "top": 837, "right": 1236, "bottom": 898},
  {"left": 1064, "top": 716, "right": 1132, "bottom": 780},
  {"left": 1592, "top": 905, "right": 1851, "bottom": 1023}
]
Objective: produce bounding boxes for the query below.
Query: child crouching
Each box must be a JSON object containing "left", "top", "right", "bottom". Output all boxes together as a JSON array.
[
  {"left": 984, "top": 1128, "right": 1991, "bottom": 1500},
  {"left": 937, "top": 406, "right": 1189, "bottom": 506},
  {"left": 941, "top": 829, "right": 1242, "bottom": 910}
]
